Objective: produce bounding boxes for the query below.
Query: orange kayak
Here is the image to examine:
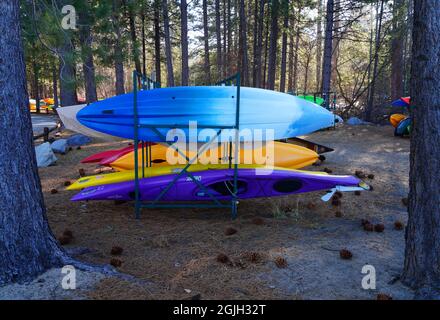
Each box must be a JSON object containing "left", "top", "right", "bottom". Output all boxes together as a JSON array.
[
  {"left": 109, "top": 141, "right": 319, "bottom": 171},
  {"left": 390, "top": 114, "right": 406, "bottom": 128}
]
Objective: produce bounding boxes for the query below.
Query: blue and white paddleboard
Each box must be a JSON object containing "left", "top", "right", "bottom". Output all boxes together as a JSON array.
[{"left": 77, "top": 86, "right": 338, "bottom": 142}]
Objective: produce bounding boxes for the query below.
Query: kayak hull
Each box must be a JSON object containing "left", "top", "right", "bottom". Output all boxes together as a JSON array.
[
  {"left": 77, "top": 86, "right": 337, "bottom": 142},
  {"left": 66, "top": 164, "right": 328, "bottom": 190},
  {"left": 390, "top": 113, "right": 406, "bottom": 128},
  {"left": 109, "top": 141, "right": 318, "bottom": 171},
  {"left": 71, "top": 169, "right": 360, "bottom": 202}
]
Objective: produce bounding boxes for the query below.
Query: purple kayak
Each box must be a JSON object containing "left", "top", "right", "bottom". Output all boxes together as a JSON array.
[{"left": 71, "top": 169, "right": 361, "bottom": 202}]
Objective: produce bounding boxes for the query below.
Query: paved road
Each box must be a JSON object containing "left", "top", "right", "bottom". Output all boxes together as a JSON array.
[{"left": 31, "top": 114, "right": 58, "bottom": 135}]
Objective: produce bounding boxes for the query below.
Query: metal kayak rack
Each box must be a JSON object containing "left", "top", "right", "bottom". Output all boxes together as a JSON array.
[{"left": 132, "top": 71, "right": 242, "bottom": 219}]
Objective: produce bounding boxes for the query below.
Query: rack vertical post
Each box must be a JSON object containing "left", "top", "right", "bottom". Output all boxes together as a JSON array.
[{"left": 131, "top": 71, "right": 242, "bottom": 219}]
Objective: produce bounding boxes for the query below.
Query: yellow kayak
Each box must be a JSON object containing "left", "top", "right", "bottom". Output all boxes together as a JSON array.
[
  {"left": 66, "top": 164, "right": 327, "bottom": 190},
  {"left": 109, "top": 141, "right": 319, "bottom": 171},
  {"left": 390, "top": 114, "right": 406, "bottom": 128}
]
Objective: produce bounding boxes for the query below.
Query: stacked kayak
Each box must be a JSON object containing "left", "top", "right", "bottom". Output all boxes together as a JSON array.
[
  {"left": 108, "top": 141, "right": 319, "bottom": 171},
  {"left": 69, "top": 86, "right": 366, "bottom": 203},
  {"left": 71, "top": 168, "right": 362, "bottom": 202},
  {"left": 76, "top": 86, "right": 337, "bottom": 142},
  {"left": 390, "top": 97, "right": 411, "bottom": 137}
]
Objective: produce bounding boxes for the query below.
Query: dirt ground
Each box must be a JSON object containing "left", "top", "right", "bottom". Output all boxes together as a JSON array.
[{"left": 13, "top": 124, "right": 416, "bottom": 299}]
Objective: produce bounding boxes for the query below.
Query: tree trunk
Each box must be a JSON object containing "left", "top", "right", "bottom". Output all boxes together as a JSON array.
[
  {"left": 142, "top": 13, "right": 147, "bottom": 76},
  {"left": 0, "top": 0, "right": 66, "bottom": 286},
  {"left": 32, "top": 53, "right": 40, "bottom": 113},
  {"left": 59, "top": 42, "right": 77, "bottom": 106},
  {"left": 154, "top": 0, "right": 162, "bottom": 85},
  {"left": 279, "top": 0, "right": 289, "bottom": 93},
  {"left": 262, "top": 8, "right": 270, "bottom": 88},
  {"left": 52, "top": 65, "right": 59, "bottom": 109},
  {"left": 203, "top": 0, "right": 211, "bottom": 84},
  {"left": 366, "top": 0, "right": 384, "bottom": 122},
  {"left": 180, "top": 0, "right": 189, "bottom": 86},
  {"left": 215, "top": 0, "right": 222, "bottom": 78},
  {"left": 401, "top": 0, "right": 440, "bottom": 298},
  {"left": 391, "top": 0, "right": 404, "bottom": 100},
  {"left": 238, "top": 0, "right": 249, "bottom": 85},
  {"left": 316, "top": 0, "right": 322, "bottom": 92},
  {"left": 113, "top": 0, "right": 125, "bottom": 95},
  {"left": 252, "top": 0, "right": 265, "bottom": 88},
  {"left": 223, "top": 0, "right": 228, "bottom": 77},
  {"left": 227, "top": 0, "right": 232, "bottom": 75},
  {"left": 267, "top": 0, "right": 279, "bottom": 90},
  {"left": 124, "top": 0, "right": 142, "bottom": 74},
  {"left": 162, "top": 0, "right": 174, "bottom": 86},
  {"left": 331, "top": 0, "right": 340, "bottom": 89},
  {"left": 321, "top": 0, "right": 334, "bottom": 103},
  {"left": 293, "top": 5, "right": 302, "bottom": 94},
  {"left": 79, "top": 17, "right": 98, "bottom": 103}
]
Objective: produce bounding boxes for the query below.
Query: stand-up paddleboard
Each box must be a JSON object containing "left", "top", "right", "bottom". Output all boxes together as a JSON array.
[
  {"left": 77, "top": 86, "right": 338, "bottom": 142},
  {"left": 71, "top": 168, "right": 362, "bottom": 202},
  {"left": 66, "top": 164, "right": 327, "bottom": 191},
  {"left": 108, "top": 141, "right": 318, "bottom": 171}
]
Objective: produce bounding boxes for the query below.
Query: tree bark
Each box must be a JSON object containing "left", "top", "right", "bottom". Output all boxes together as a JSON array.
[
  {"left": 252, "top": 0, "right": 265, "bottom": 88},
  {"left": 215, "top": 0, "right": 222, "bottom": 78},
  {"left": 142, "top": 12, "right": 147, "bottom": 76},
  {"left": 78, "top": 12, "right": 98, "bottom": 103},
  {"left": 222, "top": 0, "right": 228, "bottom": 77},
  {"left": 113, "top": 0, "right": 125, "bottom": 95},
  {"left": 262, "top": 8, "right": 270, "bottom": 88},
  {"left": 180, "top": 0, "right": 189, "bottom": 85},
  {"left": 52, "top": 65, "right": 59, "bottom": 109},
  {"left": 401, "top": 0, "right": 440, "bottom": 299},
  {"left": 32, "top": 52, "right": 40, "bottom": 113},
  {"left": 292, "top": 5, "right": 302, "bottom": 94},
  {"left": 0, "top": 0, "right": 66, "bottom": 285},
  {"left": 279, "top": 0, "right": 289, "bottom": 93},
  {"left": 59, "top": 42, "right": 77, "bottom": 106},
  {"left": 227, "top": 0, "right": 232, "bottom": 75},
  {"left": 162, "top": 0, "right": 175, "bottom": 86},
  {"left": 124, "top": 0, "right": 142, "bottom": 74},
  {"left": 238, "top": 0, "right": 249, "bottom": 85},
  {"left": 391, "top": 0, "right": 404, "bottom": 100},
  {"left": 366, "top": 0, "right": 384, "bottom": 122},
  {"left": 203, "top": 0, "right": 211, "bottom": 84},
  {"left": 154, "top": 0, "right": 162, "bottom": 85},
  {"left": 267, "top": 0, "right": 279, "bottom": 90},
  {"left": 321, "top": 0, "right": 334, "bottom": 99},
  {"left": 316, "top": 0, "right": 322, "bottom": 92}
]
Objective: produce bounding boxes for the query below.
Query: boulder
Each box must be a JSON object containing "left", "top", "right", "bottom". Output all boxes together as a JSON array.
[{"left": 35, "top": 142, "right": 57, "bottom": 167}]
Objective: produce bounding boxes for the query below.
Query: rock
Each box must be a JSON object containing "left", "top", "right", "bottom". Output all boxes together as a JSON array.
[
  {"left": 67, "top": 134, "right": 91, "bottom": 146},
  {"left": 50, "top": 139, "right": 69, "bottom": 154},
  {"left": 35, "top": 142, "right": 57, "bottom": 167}
]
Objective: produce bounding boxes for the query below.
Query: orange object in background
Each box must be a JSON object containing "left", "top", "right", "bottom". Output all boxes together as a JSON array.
[{"left": 390, "top": 113, "right": 406, "bottom": 128}]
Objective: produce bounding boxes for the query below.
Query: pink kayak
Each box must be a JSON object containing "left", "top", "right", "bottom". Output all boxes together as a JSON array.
[{"left": 81, "top": 143, "right": 154, "bottom": 164}]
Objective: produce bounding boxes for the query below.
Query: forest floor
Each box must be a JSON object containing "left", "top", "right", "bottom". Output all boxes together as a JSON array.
[{"left": 1, "top": 124, "right": 415, "bottom": 300}]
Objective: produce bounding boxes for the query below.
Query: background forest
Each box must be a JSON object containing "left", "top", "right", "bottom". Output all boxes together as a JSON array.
[{"left": 22, "top": 0, "right": 412, "bottom": 121}]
